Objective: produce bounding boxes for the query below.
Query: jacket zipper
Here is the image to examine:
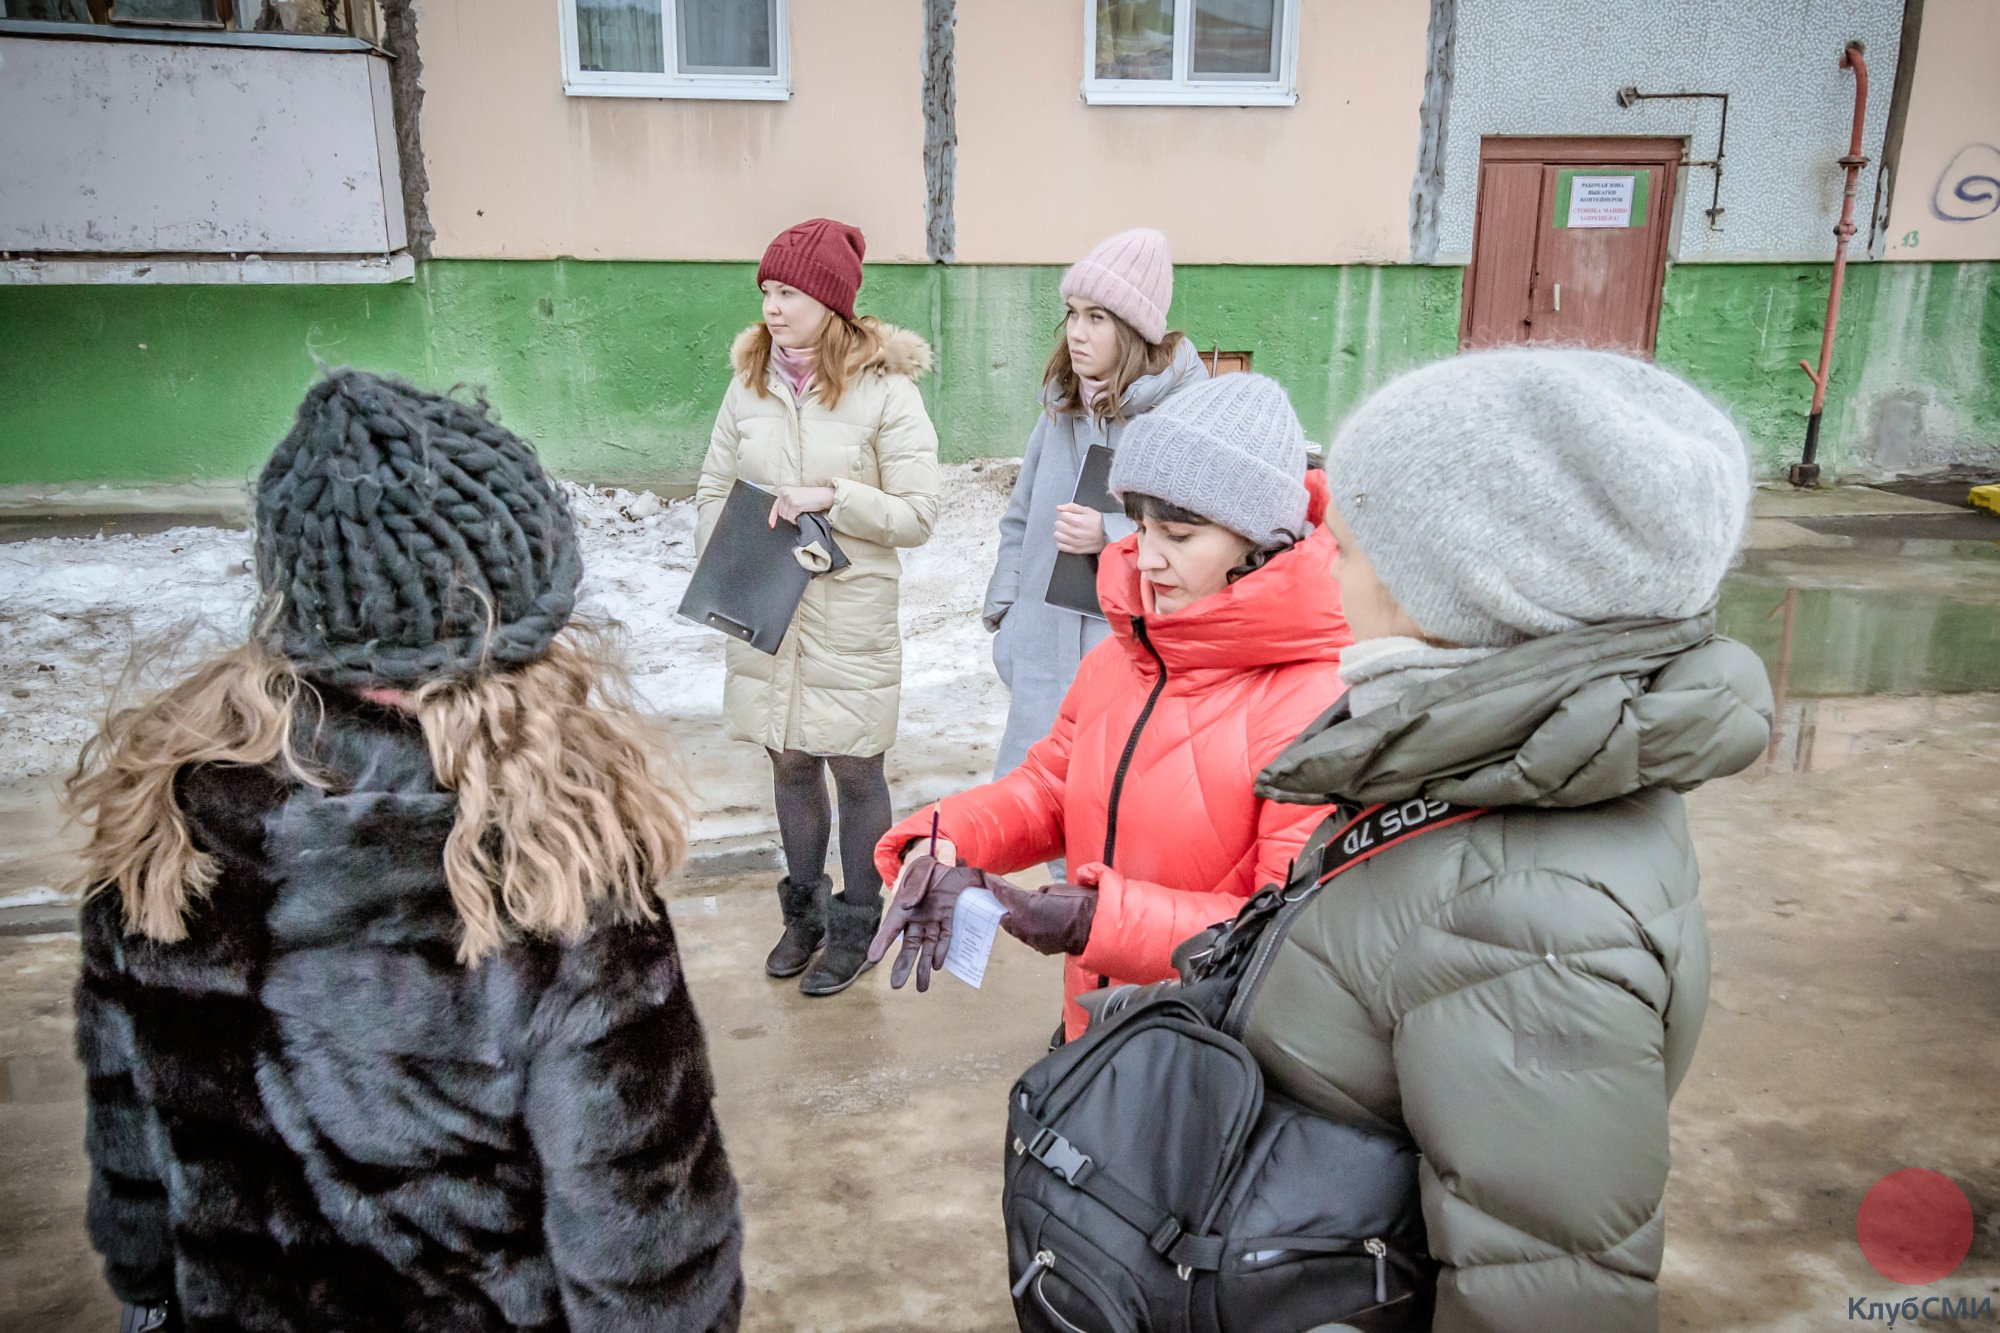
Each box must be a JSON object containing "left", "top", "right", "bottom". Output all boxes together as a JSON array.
[
  {"left": 1087, "top": 616, "right": 1168, "bottom": 991},
  {"left": 1011, "top": 1249, "right": 1055, "bottom": 1300},
  {"left": 1366, "top": 1237, "right": 1389, "bottom": 1303},
  {"left": 781, "top": 381, "right": 805, "bottom": 745},
  {"left": 1101, "top": 616, "right": 1167, "bottom": 868}
]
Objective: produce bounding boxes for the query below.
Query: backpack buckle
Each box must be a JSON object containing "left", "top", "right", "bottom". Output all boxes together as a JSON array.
[
  {"left": 1148, "top": 1216, "right": 1183, "bottom": 1255},
  {"left": 1027, "top": 1127, "right": 1093, "bottom": 1185}
]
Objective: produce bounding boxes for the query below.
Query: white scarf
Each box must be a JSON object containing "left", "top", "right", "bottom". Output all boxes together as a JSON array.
[{"left": 1337, "top": 636, "right": 1500, "bottom": 718}]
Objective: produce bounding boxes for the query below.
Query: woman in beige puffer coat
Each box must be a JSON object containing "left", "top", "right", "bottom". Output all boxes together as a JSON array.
[{"left": 695, "top": 218, "right": 941, "bottom": 997}]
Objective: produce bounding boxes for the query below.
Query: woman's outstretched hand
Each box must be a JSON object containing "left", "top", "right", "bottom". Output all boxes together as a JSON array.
[
  {"left": 868, "top": 855, "right": 990, "bottom": 992},
  {"left": 868, "top": 855, "right": 1097, "bottom": 983}
]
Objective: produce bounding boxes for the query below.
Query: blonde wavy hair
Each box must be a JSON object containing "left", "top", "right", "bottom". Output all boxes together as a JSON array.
[
  {"left": 67, "top": 625, "right": 690, "bottom": 965},
  {"left": 739, "top": 312, "right": 887, "bottom": 410}
]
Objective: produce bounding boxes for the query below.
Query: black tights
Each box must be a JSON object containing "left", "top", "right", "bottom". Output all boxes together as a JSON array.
[{"left": 768, "top": 749, "right": 892, "bottom": 907}]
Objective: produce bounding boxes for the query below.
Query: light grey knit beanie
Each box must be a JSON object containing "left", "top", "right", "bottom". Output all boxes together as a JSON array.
[
  {"left": 1109, "top": 372, "right": 1310, "bottom": 549},
  {"left": 1325, "top": 349, "right": 1752, "bottom": 647}
]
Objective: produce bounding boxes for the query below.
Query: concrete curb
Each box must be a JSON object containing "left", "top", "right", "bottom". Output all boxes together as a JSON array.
[
  {"left": 679, "top": 835, "right": 782, "bottom": 886},
  {"left": 0, "top": 904, "right": 79, "bottom": 937}
]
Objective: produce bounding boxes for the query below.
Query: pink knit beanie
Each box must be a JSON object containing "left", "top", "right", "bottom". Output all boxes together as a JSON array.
[{"left": 1060, "top": 228, "right": 1173, "bottom": 344}]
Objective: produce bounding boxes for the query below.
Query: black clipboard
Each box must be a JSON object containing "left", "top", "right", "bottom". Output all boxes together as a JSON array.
[
  {"left": 680, "top": 480, "right": 849, "bottom": 655},
  {"left": 1044, "top": 444, "right": 1119, "bottom": 619}
]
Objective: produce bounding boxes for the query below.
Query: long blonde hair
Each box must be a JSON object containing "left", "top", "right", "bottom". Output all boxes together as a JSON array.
[
  {"left": 67, "top": 626, "right": 690, "bottom": 965},
  {"left": 1044, "top": 314, "right": 1186, "bottom": 422},
  {"left": 740, "top": 313, "right": 887, "bottom": 410}
]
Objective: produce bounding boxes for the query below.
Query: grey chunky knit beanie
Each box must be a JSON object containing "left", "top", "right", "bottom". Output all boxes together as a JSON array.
[
  {"left": 1325, "top": 349, "right": 1752, "bottom": 647},
  {"left": 1108, "top": 372, "right": 1310, "bottom": 548},
  {"left": 254, "top": 369, "right": 583, "bottom": 686}
]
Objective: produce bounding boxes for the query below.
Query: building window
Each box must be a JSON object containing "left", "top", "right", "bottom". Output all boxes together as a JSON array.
[
  {"left": 1085, "top": 0, "right": 1298, "bottom": 107},
  {"left": 561, "top": 0, "right": 789, "bottom": 100}
]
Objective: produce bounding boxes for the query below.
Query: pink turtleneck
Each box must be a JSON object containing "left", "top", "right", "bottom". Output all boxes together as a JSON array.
[
  {"left": 772, "top": 342, "right": 817, "bottom": 398},
  {"left": 1078, "top": 374, "right": 1112, "bottom": 420}
]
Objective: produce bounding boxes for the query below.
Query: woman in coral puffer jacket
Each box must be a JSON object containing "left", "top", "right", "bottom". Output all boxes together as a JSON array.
[{"left": 872, "top": 373, "right": 1351, "bottom": 1041}]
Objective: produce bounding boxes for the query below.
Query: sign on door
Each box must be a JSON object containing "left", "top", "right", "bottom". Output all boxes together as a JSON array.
[{"left": 1557, "top": 170, "right": 1651, "bottom": 229}]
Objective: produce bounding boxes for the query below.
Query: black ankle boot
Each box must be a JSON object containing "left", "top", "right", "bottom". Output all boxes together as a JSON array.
[
  {"left": 799, "top": 891, "right": 880, "bottom": 997},
  {"left": 764, "top": 876, "right": 828, "bottom": 979}
]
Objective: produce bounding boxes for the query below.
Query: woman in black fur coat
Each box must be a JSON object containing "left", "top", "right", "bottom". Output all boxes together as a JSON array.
[{"left": 68, "top": 370, "right": 744, "bottom": 1332}]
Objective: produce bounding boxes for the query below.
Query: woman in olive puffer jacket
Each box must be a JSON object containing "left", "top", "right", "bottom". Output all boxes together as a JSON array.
[{"left": 1239, "top": 350, "right": 1774, "bottom": 1333}]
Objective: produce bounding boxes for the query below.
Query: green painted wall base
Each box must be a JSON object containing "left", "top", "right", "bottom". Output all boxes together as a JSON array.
[
  {"left": 1656, "top": 262, "right": 2000, "bottom": 478},
  {"left": 2, "top": 260, "right": 1993, "bottom": 488}
]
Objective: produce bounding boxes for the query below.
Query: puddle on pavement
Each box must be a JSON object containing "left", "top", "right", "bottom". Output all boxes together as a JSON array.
[
  {"left": 1717, "top": 540, "right": 2000, "bottom": 775},
  {"left": 1749, "top": 693, "right": 2000, "bottom": 775},
  {"left": 1718, "top": 578, "right": 2000, "bottom": 698}
]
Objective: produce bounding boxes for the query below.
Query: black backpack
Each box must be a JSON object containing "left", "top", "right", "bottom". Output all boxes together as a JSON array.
[{"left": 1001, "top": 796, "right": 1487, "bottom": 1332}]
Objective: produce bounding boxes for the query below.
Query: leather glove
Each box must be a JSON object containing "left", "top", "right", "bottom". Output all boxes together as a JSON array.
[
  {"left": 990, "top": 879, "right": 1098, "bottom": 956},
  {"left": 866, "top": 855, "right": 994, "bottom": 992}
]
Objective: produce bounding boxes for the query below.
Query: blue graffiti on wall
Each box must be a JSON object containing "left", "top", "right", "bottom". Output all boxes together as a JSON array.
[{"left": 1930, "top": 144, "right": 2000, "bottom": 223}]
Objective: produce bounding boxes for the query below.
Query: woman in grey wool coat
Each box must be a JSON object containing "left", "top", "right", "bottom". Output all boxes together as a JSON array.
[{"left": 984, "top": 227, "right": 1206, "bottom": 779}]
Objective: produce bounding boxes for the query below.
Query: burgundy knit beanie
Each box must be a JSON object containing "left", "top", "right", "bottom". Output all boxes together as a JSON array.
[{"left": 757, "top": 218, "right": 867, "bottom": 322}]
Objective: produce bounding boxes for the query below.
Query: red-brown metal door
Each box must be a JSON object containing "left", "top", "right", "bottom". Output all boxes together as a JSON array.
[{"left": 1460, "top": 137, "right": 1682, "bottom": 357}]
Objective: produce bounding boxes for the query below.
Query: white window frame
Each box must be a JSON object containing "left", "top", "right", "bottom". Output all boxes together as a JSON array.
[
  {"left": 1082, "top": 0, "right": 1299, "bottom": 107},
  {"left": 559, "top": 0, "right": 790, "bottom": 101}
]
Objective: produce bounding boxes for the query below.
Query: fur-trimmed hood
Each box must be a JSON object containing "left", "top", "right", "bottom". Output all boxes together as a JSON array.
[{"left": 729, "top": 321, "right": 933, "bottom": 381}]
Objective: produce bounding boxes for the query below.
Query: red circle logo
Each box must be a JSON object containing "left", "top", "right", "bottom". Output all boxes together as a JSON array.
[{"left": 1856, "top": 1170, "right": 1975, "bottom": 1285}]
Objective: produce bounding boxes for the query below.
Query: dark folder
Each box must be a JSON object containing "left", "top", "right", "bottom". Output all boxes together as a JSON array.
[
  {"left": 679, "top": 480, "right": 849, "bottom": 655},
  {"left": 1044, "top": 444, "right": 1119, "bottom": 620}
]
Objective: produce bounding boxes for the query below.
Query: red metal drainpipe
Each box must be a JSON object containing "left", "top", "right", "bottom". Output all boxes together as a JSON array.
[{"left": 1790, "top": 41, "right": 1870, "bottom": 489}]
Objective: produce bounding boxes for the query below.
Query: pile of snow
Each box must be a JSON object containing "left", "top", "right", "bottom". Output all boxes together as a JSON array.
[
  {"left": 0, "top": 465, "right": 1020, "bottom": 844},
  {"left": 0, "top": 527, "right": 260, "bottom": 782}
]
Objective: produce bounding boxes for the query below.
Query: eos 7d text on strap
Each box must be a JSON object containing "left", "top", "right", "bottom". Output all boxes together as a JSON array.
[
  {"left": 1167, "top": 795, "right": 1491, "bottom": 997},
  {"left": 1287, "top": 796, "right": 1488, "bottom": 894}
]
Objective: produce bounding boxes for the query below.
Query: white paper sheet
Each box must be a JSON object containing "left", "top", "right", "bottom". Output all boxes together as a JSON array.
[
  {"left": 942, "top": 886, "right": 1006, "bottom": 989},
  {"left": 1565, "top": 173, "right": 1637, "bottom": 228}
]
